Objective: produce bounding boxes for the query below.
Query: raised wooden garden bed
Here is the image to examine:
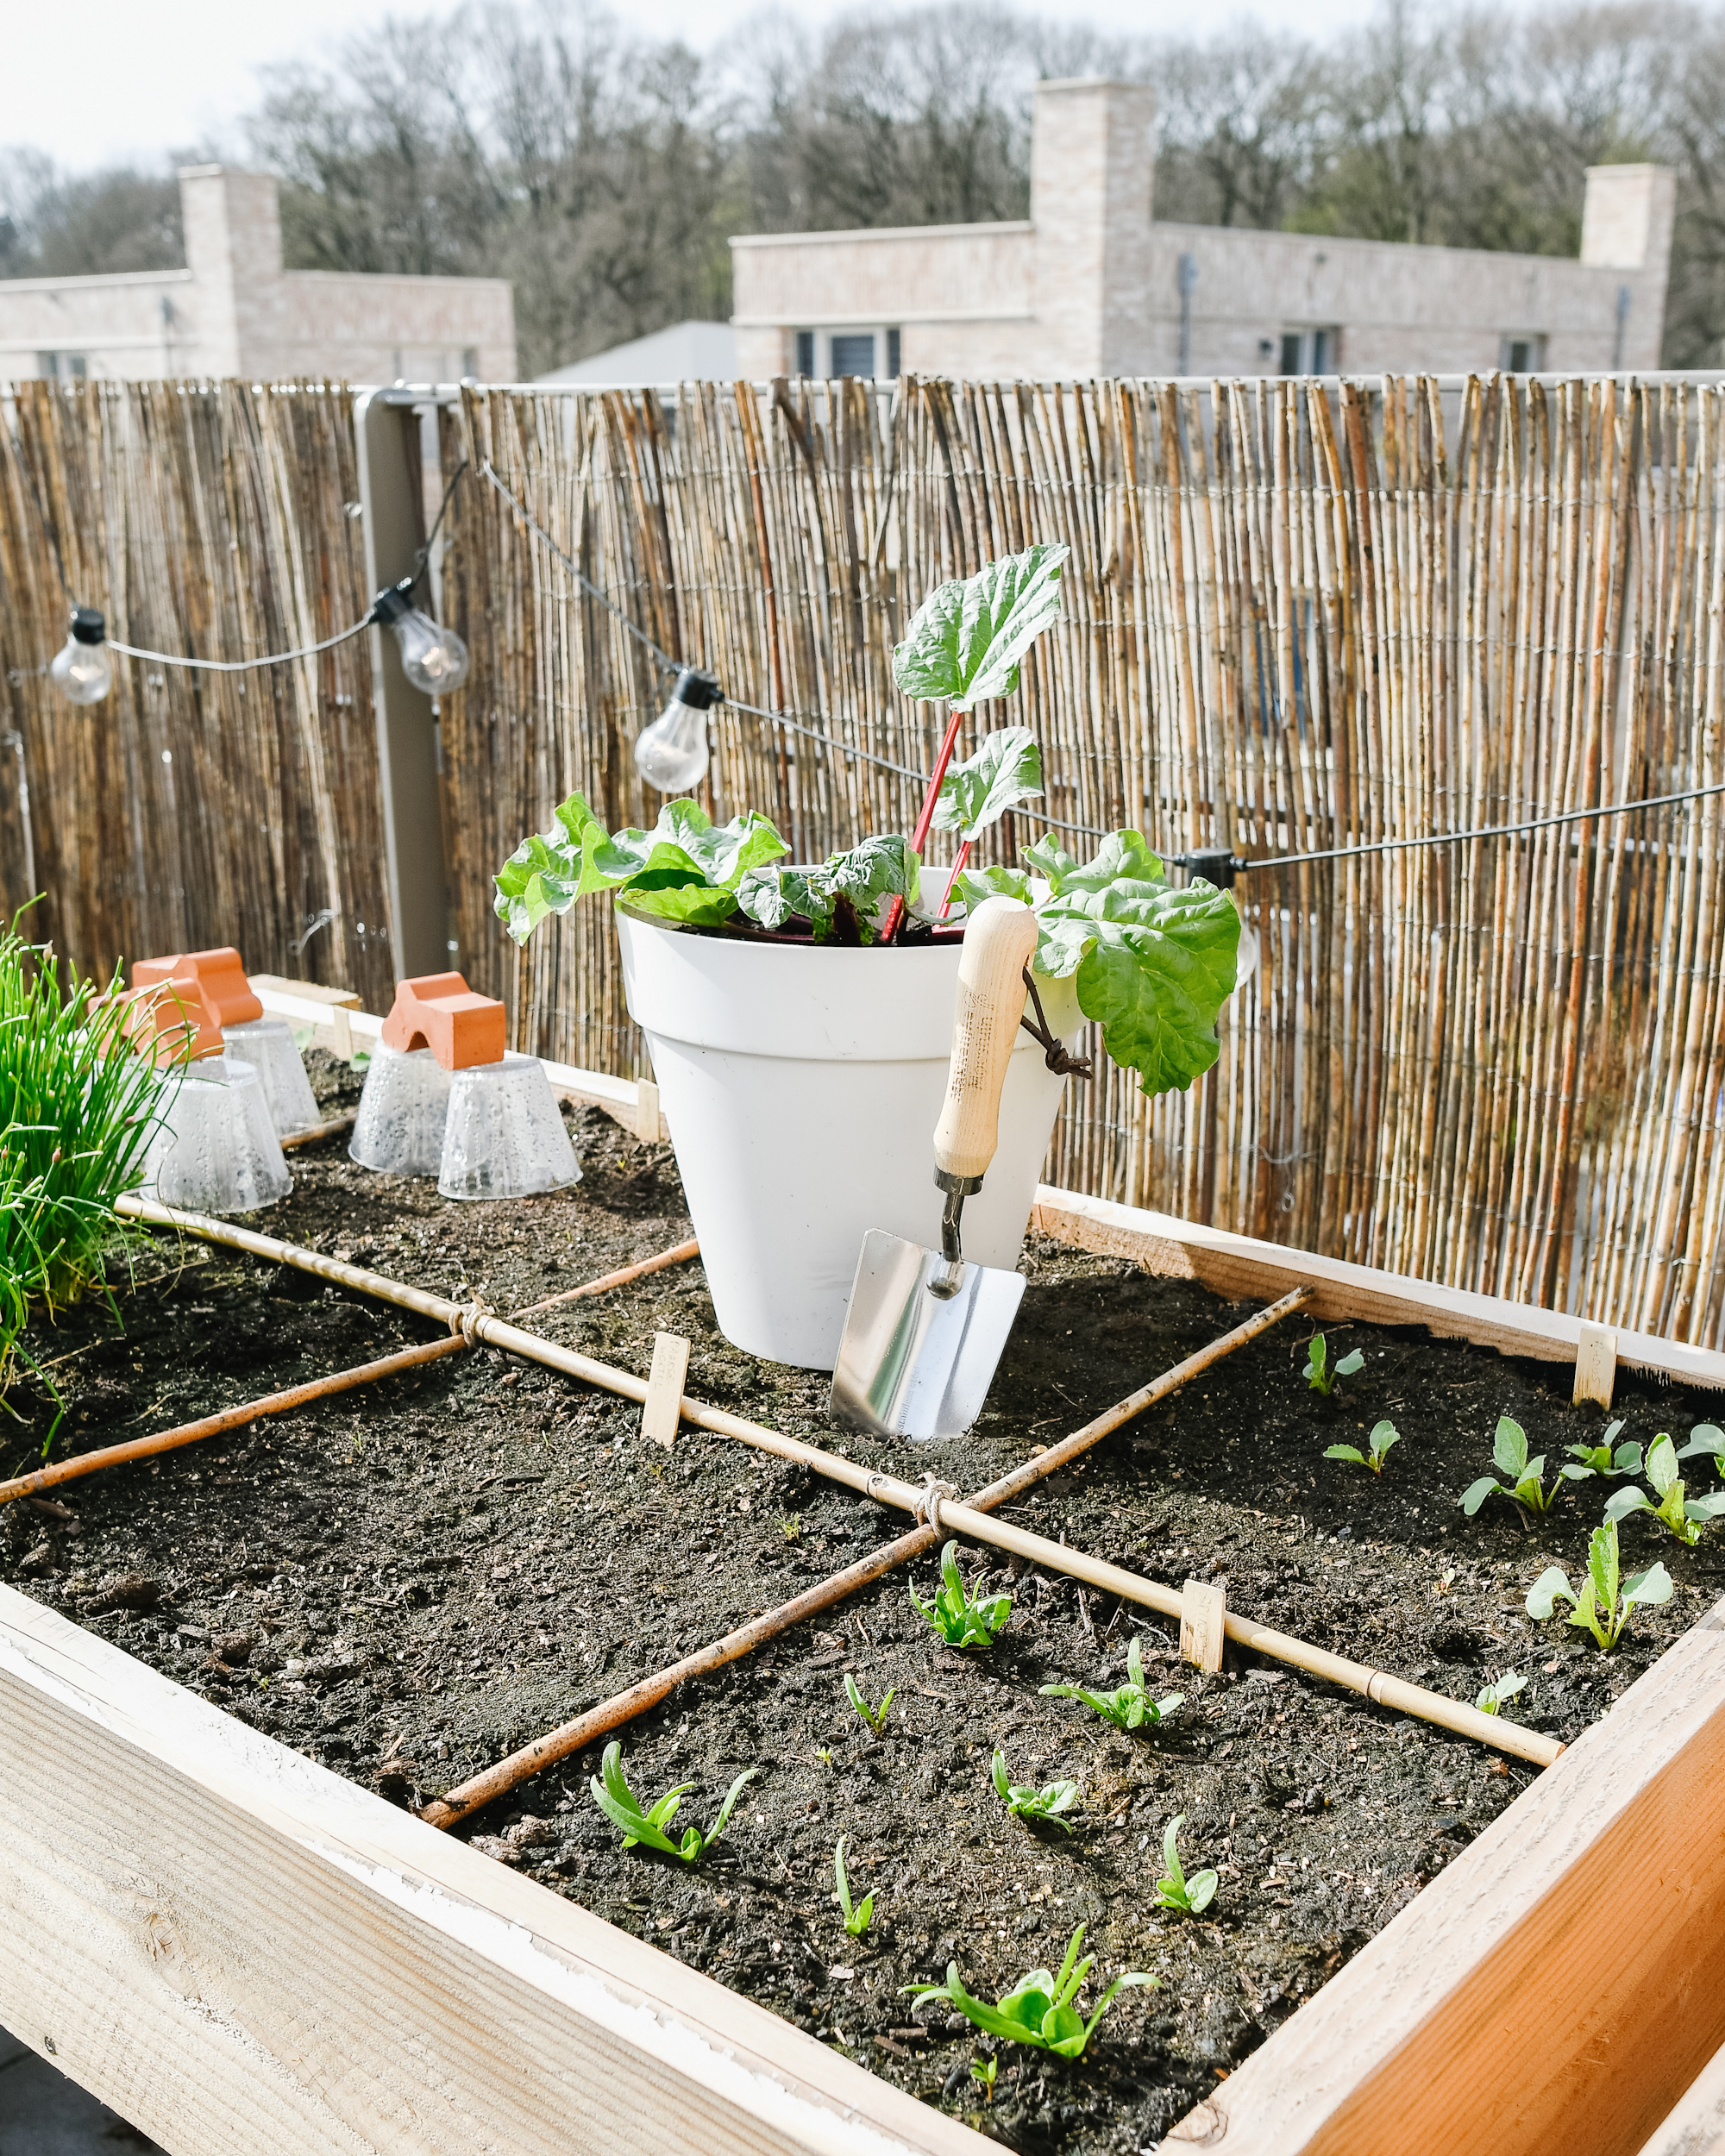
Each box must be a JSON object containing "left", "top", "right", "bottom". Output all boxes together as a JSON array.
[{"left": 3, "top": 1044, "right": 1724, "bottom": 2154}]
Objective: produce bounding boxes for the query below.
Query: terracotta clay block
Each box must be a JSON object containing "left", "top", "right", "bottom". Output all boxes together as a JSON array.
[
  {"left": 133, "top": 948, "right": 263, "bottom": 1030},
  {"left": 380, "top": 972, "right": 505, "bottom": 1070},
  {"left": 121, "top": 975, "right": 225, "bottom": 1062}
]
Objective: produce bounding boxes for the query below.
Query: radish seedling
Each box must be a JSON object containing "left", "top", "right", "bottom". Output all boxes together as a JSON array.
[
  {"left": 991, "top": 1749, "right": 1081, "bottom": 1834},
  {"left": 589, "top": 1740, "right": 756, "bottom": 1862},
  {"left": 1565, "top": 1420, "right": 1642, "bottom": 1481},
  {"left": 1325, "top": 1418, "right": 1400, "bottom": 1474},
  {"left": 905, "top": 1924, "right": 1155, "bottom": 2057},
  {"left": 1462, "top": 1415, "right": 1581, "bottom": 1517},
  {"left": 1039, "top": 1636, "right": 1184, "bottom": 1731},
  {"left": 1677, "top": 1423, "right": 1725, "bottom": 1476},
  {"left": 1604, "top": 1434, "right": 1725, "bottom": 1546},
  {"left": 833, "top": 1837, "right": 874, "bottom": 1938},
  {"left": 1303, "top": 1332, "right": 1364, "bottom": 1395},
  {"left": 1527, "top": 1520, "right": 1672, "bottom": 1650},
  {"left": 1153, "top": 1814, "right": 1218, "bottom": 1915},
  {"left": 844, "top": 1672, "right": 896, "bottom": 1735},
  {"left": 910, "top": 1539, "right": 1011, "bottom": 1650},
  {"left": 1475, "top": 1670, "right": 1527, "bottom": 1714}
]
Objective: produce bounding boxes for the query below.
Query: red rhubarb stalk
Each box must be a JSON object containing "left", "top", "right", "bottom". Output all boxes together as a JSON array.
[{"left": 883, "top": 705, "right": 966, "bottom": 943}]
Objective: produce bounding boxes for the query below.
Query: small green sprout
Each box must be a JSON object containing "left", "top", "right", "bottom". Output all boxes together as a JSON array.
[
  {"left": 992, "top": 1749, "right": 1081, "bottom": 1834},
  {"left": 844, "top": 1671, "right": 897, "bottom": 1735},
  {"left": 1527, "top": 1520, "right": 1672, "bottom": 1651},
  {"left": 1303, "top": 1332, "right": 1364, "bottom": 1395},
  {"left": 1678, "top": 1423, "right": 1725, "bottom": 1476},
  {"left": 589, "top": 1740, "right": 756, "bottom": 1862},
  {"left": 833, "top": 1836, "right": 874, "bottom": 1938},
  {"left": 969, "top": 2054, "right": 998, "bottom": 2101},
  {"left": 779, "top": 1515, "right": 801, "bottom": 1540},
  {"left": 1325, "top": 1418, "right": 1400, "bottom": 1474},
  {"left": 1153, "top": 1814, "right": 1218, "bottom": 1915},
  {"left": 1474, "top": 1669, "right": 1527, "bottom": 1715},
  {"left": 910, "top": 1539, "right": 1012, "bottom": 1650},
  {"left": 1565, "top": 1419, "right": 1643, "bottom": 1481},
  {"left": 906, "top": 1924, "right": 1155, "bottom": 2057},
  {"left": 1605, "top": 1434, "right": 1725, "bottom": 1546},
  {"left": 1039, "top": 1636, "right": 1184, "bottom": 1732},
  {"left": 1462, "top": 1415, "right": 1580, "bottom": 1517}
]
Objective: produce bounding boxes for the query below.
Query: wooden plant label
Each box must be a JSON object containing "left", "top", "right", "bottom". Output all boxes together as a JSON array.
[
  {"left": 1573, "top": 1320, "right": 1618, "bottom": 1409},
  {"left": 641, "top": 1331, "right": 690, "bottom": 1449},
  {"left": 1181, "top": 1577, "right": 1227, "bottom": 1673}
]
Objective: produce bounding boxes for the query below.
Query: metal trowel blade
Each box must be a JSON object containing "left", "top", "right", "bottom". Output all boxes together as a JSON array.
[{"left": 828, "top": 1227, "right": 1026, "bottom": 1442}]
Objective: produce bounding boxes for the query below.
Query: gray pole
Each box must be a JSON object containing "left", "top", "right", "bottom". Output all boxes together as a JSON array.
[
  {"left": 1614, "top": 285, "right": 1631, "bottom": 371},
  {"left": 1177, "top": 254, "right": 1199, "bottom": 375}
]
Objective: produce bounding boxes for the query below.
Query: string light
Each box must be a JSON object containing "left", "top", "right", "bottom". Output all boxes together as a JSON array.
[
  {"left": 634, "top": 667, "right": 718, "bottom": 793},
  {"left": 372, "top": 583, "right": 471, "bottom": 696},
  {"left": 48, "top": 607, "right": 112, "bottom": 706}
]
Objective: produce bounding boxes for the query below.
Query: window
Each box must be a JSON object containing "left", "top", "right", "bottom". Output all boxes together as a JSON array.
[
  {"left": 37, "top": 351, "right": 87, "bottom": 380},
  {"left": 886, "top": 326, "right": 901, "bottom": 379},
  {"left": 1279, "top": 327, "right": 1339, "bottom": 376},
  {"left": 794, "top": 329, "right": 815, "bottom": 376},
  {"left": 830, "top": 332, "right": 876, "bottom": 378},
  {"left": 461, "top": 348, "right": 479, "bottom": 379},
  {"left": 1500, "top": 334, "right": 1546, "bottom": 373}
]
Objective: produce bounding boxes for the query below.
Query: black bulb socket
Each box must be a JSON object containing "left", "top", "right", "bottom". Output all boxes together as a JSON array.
[
  {"left": 371, "top": 584, "right": 414, "bottom": 627},
  {"left": 670, "top": 667, "right": 721, "bottom": 711},
  {"left": 70, "top": 606, "right": 106, "bottom": 646},
  {"left": 1175, "top": 846, "right": 1244, "bottom": 889}
]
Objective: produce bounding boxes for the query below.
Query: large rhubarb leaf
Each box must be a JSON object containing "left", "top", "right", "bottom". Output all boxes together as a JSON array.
[{"left": 892, "top": 543, "right": 1070, "bottom": 710}]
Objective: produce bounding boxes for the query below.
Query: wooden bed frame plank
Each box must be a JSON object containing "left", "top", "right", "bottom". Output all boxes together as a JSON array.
[
  {"left": 1635, "top": 2041, "right": 1725, "bottom": 2155},
  {"left": 1168, "top": 1594, "right": 1725, "bottom": 2156},
  {"left": 0, "top": 1583, "right": 982, "bottom": 2156},
  {"left": 1032, "top": 1187, "right": 1725, "bottom": 1391}
]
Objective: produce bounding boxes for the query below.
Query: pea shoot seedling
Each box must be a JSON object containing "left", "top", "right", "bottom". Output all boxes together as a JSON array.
[
  {"left": 906, "top": 1924, "right": 1155, "bottom": 2057},
  {"left": 1475, "top": 1669, "right": 1527, "bottom": 1715},
  {"left": 1565, "top": 1419, "right": 1643, "bottom": 1481},
  {"left": 1325, "top": 1418, "right": 1401, "bottom": 1475},
  {"left": 991, "top": 1749, "right": 1081, "bottom": 1834},
  {"left": 1154, "top": 1814, "right": 1218, "bottom": 1915},
  {"left": 844, "top": 1671, "right": 897, "bottom": 1735},
  {"left": 1303, "top": 1332, "right": 1364, "bottom": 1395},
  {"left": 1605, "top": 1434, "right": 1725, "bottom": 1546},
  {"left": 589, "top": 1740, "right": 756, "bottom": 1862},
  {"left": 910, "top": 1539, "right": 1012, "bottom": 1650},
  {"left": 1527, "top": 1520, "right": 1672, "bottom": 1651},
  {"left": 833, "top": 1836, "right": 874, "bottom": 1938},
  {"left": 1462, "top": 1414, "right": 1581, "bottom": 1517},
  {"left": 1040, "top": 1636, "right": 1184, "bottom": 1731}
]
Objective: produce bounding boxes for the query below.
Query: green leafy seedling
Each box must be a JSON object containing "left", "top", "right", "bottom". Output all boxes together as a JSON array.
[
  {"left": 906, "top": 1923, "right": 1155, "bottom": 2058},
  {"left": 1325, "top": 1418, "right": 1400, "bottom": 1474},
  {"left": 1605, "top": 1434, "right": 1725, "bottom": 1546},
  {"left": 590, "top": 1740, "right": 756, "bottom": 1862},
  {"left": 833, "top": 1837, "right": 874, "bottom": 1939},
  {"left": 1153, "top": 1814, "right": 1218, "bottom": 1915},
  {"left": 1678, "top": 1423, "right": 1725, "bottom": 1477},
  {"left": 1475, "top": 1669, "right": 1527, "bottom": 1715},
  {"left": 779, "top": 1514, "right": 801, "bottom": 1540},
  {"left": 844, "top": 1671, "right": 897, "bottom": 1735},
  {"left": 910, "top": 1539, "right": 1012, "bottom": 1650},
  {"left": 1303, "top": 1332, "right": 1364, "bottom": 1396},
  {"left": 1039, "top": 1636, "right": 1184, "bottom": 1732},
  {"left": 1527, "top": 1520, "right": 1672, "bottom": 1651},
  {"left": 1462, "top": 1415, "right": 1580, "bottom": 1517},
  {"left": 992, "top": 1749, "right": 1081, "bottom": 1834},
  {"left": 1565, "top": 1418, "right": 1643, "bottom": 1481},
  {"left": 969, "top": 2054, "right": 998, "bottom": 2101}
]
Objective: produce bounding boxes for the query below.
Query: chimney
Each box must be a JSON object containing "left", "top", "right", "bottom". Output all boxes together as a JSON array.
[
  {"left": 178, "top": 166, "right": 285, "bottom": 377},
  {"left": 1030, "top": 79, "right": 1157, "bottom": 379}
]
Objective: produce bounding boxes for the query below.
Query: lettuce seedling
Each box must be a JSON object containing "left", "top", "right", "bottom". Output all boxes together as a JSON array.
[
  {"left": 1677, "top": 1423, "right": 1725, "bottom": 1476},
  {"left": 1475, "top": 1670, "right": 1527, "bottom": 1715},
  {"left": 1325, "top": 1418, "right": 1400, "bottom": 1474},
  {"left": 833, "top": 1837, "right": 874, "bottom": 1938},
  {"left": 992, "top": 1749, "right": 1081, "bottom": 1834},
  {"left": 844, "top": 1671, "right": 896, "bottom": 1735},
  {"left": 906, "top": 1924, "right": 1155, "bottom": 2058},
  {"left": 1565, "top": 1420, "right": 1643, "bottom": 1481},
  {"left": 1462, "top": 1415, "right": 1581, "bottom": 1517},
  {"left": 1303, "top": 1332, "right": 1364, "bottom": 1396},
  {"left": 910, "top": 1540, "right": 1011, "bottom": 1650},
  {"left": 589, "top": 1740, "right": 756, "bottom": 1862},
  {"left": 1527, "top": 1520, "right": 1672, "bottom": 1651},
  {"left": 1039, "top": 1636, "right": 1184, "bottom": 1732},
  {"left": 1604, "top": 1434, "right": 1725, "bottom": 1546},
  {"left": 1153, "top": 1814, "right": 1219, "bottom": 1915}
]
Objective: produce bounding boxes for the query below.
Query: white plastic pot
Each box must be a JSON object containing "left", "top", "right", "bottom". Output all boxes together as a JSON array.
[{"left": 616, "top": 906, "right": 1078, "bottom": 1369}]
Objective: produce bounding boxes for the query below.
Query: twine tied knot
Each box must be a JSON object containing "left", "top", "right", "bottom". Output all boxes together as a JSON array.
[{"left": 915, "top": 1476, "right": 960, "bottom": 1533}]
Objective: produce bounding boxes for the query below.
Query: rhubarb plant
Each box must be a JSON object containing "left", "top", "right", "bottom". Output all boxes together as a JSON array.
[
  {"left": 496, "top": 795, "right": 787, "bottom": 940},
  {"left": 1604, "top": 1434, "right": 1725, "bottom": 1547},
  {"left": 910, "top": 1539, "right": 1011, "bottom": 1650},
  {"left": 1462, "top": 1415, "right": 1581, "bottom": 1517},
  {"left": 1039, "top": 1636, "right": 1183, "bottom": 1732},
  {"left": 1526, "top": 1520, "right": 1672, "bottom": 1651},
  {"left": 992, "top": 1749, "right": 1081, "bottom": 1834},
  {"left": 906, "top": 1924, "right": 1155, "bottom": 2058},
  {"left": 589, "top": 1740, "right": 756, "bottom": 1862}
]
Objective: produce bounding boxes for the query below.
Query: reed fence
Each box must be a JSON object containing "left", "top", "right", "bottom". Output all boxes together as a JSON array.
[{"left": 4, "top": 370, "right": 1724, "bottom": 1347}]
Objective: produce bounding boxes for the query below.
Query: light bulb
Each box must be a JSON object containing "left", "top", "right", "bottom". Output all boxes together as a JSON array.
[
  {"left": 373, "top": 584, "right": 470, "bottom": 696},
  {"left": 635, "top": 667, "right": 718, "bottom": 793},
  {"left": 50, "top": 606, "right": 112, "bottom": 706}
]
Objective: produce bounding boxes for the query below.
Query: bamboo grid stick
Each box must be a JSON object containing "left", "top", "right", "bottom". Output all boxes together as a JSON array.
[{"left": 10, "top": 374, "right": 1725, "bottom": 1343}]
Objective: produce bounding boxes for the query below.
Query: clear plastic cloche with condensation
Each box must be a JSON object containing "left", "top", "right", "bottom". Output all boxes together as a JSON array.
[
  {"left": 348, "top": 1042, "right": 455, "bottom": 1177},
  {"left": 436, "top": 1052, "right": 581, "bottom": 1200},
  {"left": 140, "top": 1054, "right": 292, "bottom": 1213}
]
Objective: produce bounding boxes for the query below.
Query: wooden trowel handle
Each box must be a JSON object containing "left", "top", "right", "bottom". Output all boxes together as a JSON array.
[{"left": 932, "top": 897, "right": 1039, "bottom": 1184}]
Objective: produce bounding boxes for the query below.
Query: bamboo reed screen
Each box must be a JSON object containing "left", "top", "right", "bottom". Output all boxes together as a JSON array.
[
  {"left": 0, "top": 379, "right": 396, "bottom": 1012},
  {"left": 3, "top": 371, "right": 1723, "bottom": 1344}
]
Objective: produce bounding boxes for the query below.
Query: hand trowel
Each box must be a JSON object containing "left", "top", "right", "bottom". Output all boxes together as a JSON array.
[{"left": 829, "top": 896, "right": 1041, "bottom": 1442}]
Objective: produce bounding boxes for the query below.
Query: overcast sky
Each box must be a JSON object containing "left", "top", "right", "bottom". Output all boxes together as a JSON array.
[{"left": 3, "top": 0, "right": 1401, "bottom": 173}]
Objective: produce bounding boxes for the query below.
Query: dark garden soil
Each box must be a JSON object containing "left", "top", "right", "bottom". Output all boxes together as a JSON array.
[{"left": 5, "top": 1049, "right": 1724, "bottom": 2153}]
